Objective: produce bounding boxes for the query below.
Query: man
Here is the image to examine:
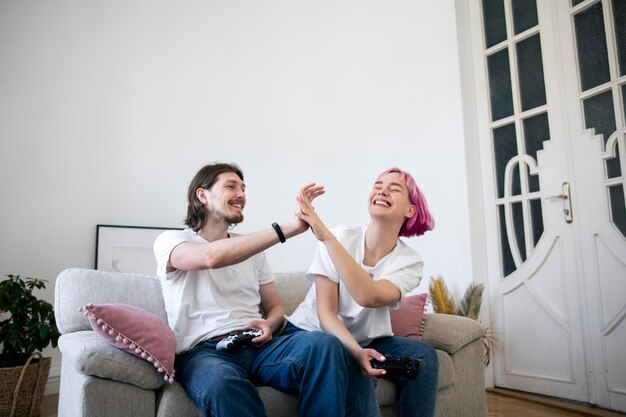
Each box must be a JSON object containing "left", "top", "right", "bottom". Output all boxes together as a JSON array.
[{"left": 154, "top": 162, "right": 348, "bottom": 417}]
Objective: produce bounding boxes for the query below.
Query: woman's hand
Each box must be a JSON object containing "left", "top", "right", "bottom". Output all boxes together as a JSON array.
[
  {"left": 355, "top": 348, "right": 387, "bottom": 379},
  {"left": 295, "top": 186, "right": 333, "bottom": 241},
  {"left": 290, "top": 183, "right": 326, "bottom": 234}
]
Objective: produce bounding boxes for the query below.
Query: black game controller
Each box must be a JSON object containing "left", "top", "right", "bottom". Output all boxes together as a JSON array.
[
  {"left": 370, "top": 355, "right": 424, "bottom": 379},
  {"left": 216, "top": 328, "right": 263, "bottom": 351}
]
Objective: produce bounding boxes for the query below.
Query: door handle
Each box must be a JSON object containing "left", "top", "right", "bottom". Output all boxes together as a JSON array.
[{"left": 545, "top": 182, "right": 573, "bottom": 223}]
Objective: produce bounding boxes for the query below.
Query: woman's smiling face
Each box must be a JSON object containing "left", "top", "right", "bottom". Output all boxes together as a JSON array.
[{"left": 368, "top": 171, "right": 415, "bottom": 222}]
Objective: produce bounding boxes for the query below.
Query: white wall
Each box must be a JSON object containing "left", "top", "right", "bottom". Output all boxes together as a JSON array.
[{"left": 0, "top": 0, "right": 472, "bottom": 393}]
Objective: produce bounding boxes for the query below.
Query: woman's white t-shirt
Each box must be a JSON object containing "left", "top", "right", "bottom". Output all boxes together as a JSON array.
[{"left": 287, "top": 225, "right": 423, "bottom": 346}]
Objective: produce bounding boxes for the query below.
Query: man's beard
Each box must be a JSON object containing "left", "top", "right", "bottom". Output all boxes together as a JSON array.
[
  {"left": 209, "top": 206, "right": 244, "bottom": 225},
  {"left": 224, "top": 212, "right": 244, "bottom": 225}
]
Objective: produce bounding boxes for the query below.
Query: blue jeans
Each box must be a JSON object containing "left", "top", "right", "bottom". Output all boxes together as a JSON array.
[
  {"left": 175, "top": 323, "right": 348, "bottom": 417},
  {"left": 347, "top": 336, "right": 439, "bottom": 417}
]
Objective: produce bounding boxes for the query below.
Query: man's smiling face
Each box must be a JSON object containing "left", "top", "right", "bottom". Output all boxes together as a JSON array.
[{"left": 202, "top": 171, "right": 247, "bottom": 224}]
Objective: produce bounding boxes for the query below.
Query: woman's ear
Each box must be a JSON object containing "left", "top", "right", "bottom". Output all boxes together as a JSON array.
[{"left": 405, "top": 204, "right": 416, "bottom": 219}]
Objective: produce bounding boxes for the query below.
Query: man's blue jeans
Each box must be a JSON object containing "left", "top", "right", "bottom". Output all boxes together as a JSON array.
[
  {"left": 175, "top": 323, "right": 349, "bottom": 417},
  {"left": 347, "top": 336, "right": 439, "bottom": 417}
]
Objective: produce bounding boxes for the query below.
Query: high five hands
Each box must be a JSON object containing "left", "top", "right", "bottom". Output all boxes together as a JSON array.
[
  {"left": 291, "top": 183, "right": 326, "bottom": 234},
  {"left": 295, "top": 184, "right": 333, "bottom": 242}
]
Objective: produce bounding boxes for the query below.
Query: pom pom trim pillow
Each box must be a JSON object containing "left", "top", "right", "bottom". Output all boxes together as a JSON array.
[
  {"left": 81, "top": 303, "right": 176, "bottom": 383},
  {"left": 389, "top": 293, "right": 429, "bottom": 340}
]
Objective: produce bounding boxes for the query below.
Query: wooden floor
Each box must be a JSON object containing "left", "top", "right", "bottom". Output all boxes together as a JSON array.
[
  {"left": 41, "top": 388, "right": 626, "bottom": 417},
  {"left": 486, "top": 389, "right": 625, "bottom": 417}
]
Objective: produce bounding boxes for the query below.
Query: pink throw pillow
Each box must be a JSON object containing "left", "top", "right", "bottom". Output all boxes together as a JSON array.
[
  {"left": 82, "top": 303, "right": 176, "bottom": 383},
  {"left": 389, "top": 293, "right": 429, "bottom": 340}
]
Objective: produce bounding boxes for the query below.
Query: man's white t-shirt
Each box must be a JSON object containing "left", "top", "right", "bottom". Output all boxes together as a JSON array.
[
  {"left": 286, "top": 225, "right": 423, "bottom": 346},
  {"left": 154, "top": 228, "right": 274, "bottom": 353}
]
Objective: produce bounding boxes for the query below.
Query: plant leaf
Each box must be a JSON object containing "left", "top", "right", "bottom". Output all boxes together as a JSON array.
[
  {"left": 428, "top": 275, "right": 458, "bottom": 315},
  {"left": 1, "top": 274, "right": 59, "bottom": 355},
  {"left": 459, "top": 282, "right": 484, "bottom": 320}
]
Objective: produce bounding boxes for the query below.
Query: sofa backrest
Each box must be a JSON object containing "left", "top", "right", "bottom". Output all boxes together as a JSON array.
[
  {"left": 273, "top": 272, "right": 313, "bottom": 315},
  {"left": 55, "top": 268, "right": 167, "bottom": 334},
  {"left": 55, "top": 268, "right": 313, "bottom": 335}
]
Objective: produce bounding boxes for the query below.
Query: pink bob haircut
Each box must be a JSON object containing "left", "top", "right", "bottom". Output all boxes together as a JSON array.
[{"left": 377, "top": 167, "right": 435, "bottom": 238}]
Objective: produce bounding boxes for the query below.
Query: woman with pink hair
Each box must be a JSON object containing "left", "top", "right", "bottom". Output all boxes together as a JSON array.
[{"left": 287, "top": 167, "right": 438, "bottom": 417}]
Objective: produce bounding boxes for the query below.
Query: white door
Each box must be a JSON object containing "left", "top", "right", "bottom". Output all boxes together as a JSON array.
[{"left": 466, "top": 0, "right": 626, "bottom": 411}]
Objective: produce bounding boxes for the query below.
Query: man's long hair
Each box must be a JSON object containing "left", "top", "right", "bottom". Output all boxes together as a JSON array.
[{"left": 185, "top": 163, "right": 244, "bottom": 231}]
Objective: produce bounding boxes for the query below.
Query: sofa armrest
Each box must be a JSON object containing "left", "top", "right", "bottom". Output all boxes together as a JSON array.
[
  {"left": 420, "top": 313, "right": 486, "bottom": 355},
  {"left": 58, "top": 331, "right": 167, "bottom": 390}
]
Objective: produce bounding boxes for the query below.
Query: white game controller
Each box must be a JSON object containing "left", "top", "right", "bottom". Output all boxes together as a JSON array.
[{"left": 216, "top": 328, "right": 263, "bottom": 351}]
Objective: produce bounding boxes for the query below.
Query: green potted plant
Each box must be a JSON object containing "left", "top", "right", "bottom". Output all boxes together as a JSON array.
[{"left": 0, "top": 274, "right": 60, "bottom": 417}]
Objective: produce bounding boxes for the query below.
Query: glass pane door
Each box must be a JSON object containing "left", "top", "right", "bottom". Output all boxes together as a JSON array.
[
  {"left": 572, "top": 0, "right": 626, "bottom": 237},
  {"left": 482, "top": 0, "right": 548, "bottom": 276}
]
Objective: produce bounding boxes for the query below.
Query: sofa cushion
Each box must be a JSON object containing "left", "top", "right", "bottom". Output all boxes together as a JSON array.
[
  {"left": 59, "top": 331, "right": 168, "bottom": 390},
  {"left": 82, "top": 303, "right": 176, "bottom": 383},
  {"left": 156, "top": 382, "right": 202, "bottom": 417},
  {"left": 257, "top": 386, "right": 299, "bottom": 417},
  {"left": 389, "top": 293, "right": 429, "bottom": 339},
  {"left": 375, "top": 380, "right": 396, "bottom": 407}
]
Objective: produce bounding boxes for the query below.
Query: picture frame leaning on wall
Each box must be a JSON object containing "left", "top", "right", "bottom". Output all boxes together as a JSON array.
[{"left": 95, "top": 224, "right": 182, "bottom": 276}]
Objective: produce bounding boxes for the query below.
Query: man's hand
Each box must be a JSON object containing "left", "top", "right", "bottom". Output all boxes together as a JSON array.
[{"left": 244, "top": 320, "right": 273, "bottom": 346}]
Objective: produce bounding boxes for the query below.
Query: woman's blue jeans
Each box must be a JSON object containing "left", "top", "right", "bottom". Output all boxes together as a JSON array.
[
  {"left": 347, "top": 336, "right": 439, "bottom": 417},
  {"left": 175, "top": 323, "right": 349, "bottom": 417}
]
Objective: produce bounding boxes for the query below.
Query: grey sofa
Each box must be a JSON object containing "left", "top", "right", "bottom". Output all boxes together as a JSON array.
[{"left": 55, "top": 268, "right": 486, "bottom": 417}]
